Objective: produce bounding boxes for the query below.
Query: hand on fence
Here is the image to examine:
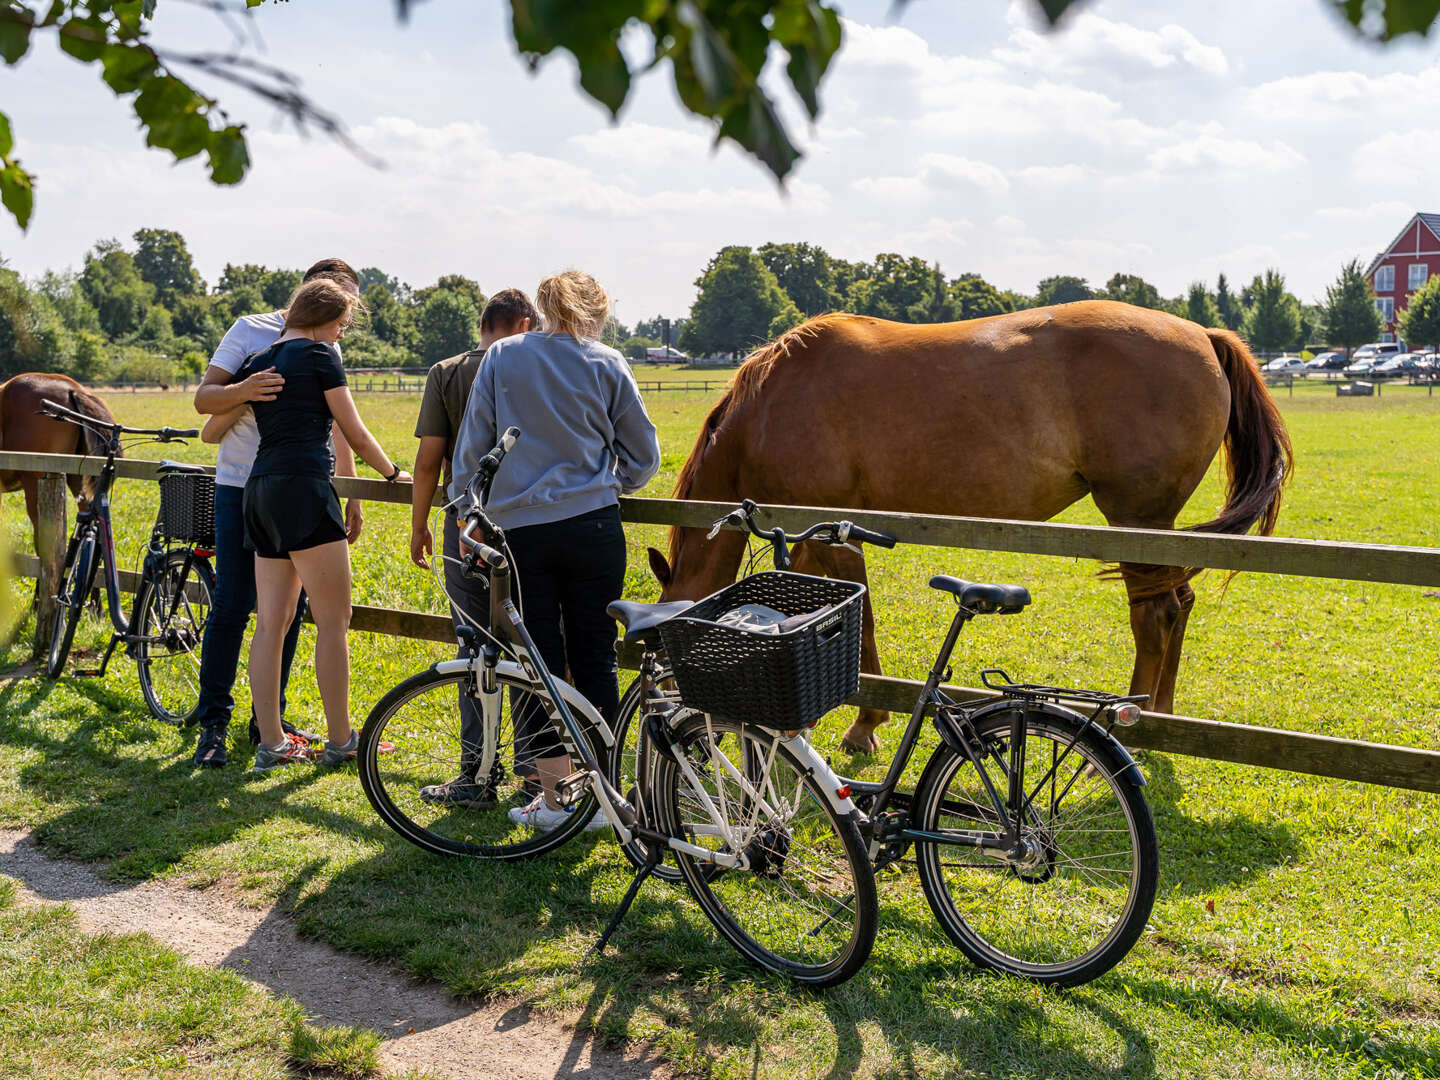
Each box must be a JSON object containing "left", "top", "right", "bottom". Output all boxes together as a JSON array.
[
  {"left": 410, "top": 523, "right": 433, "bottom": 569},
  {"left": 345, "top": 499, "right": 364, "bottom": 545}
]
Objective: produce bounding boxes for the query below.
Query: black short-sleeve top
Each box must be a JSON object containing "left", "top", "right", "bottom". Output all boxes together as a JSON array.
[{"left": 236, "top": 338, "right": 348, "bottom": 481}]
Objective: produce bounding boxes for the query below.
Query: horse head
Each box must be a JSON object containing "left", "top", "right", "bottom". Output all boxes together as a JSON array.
[{"left": 646, "top": 523, "right": 748, "bottom": 602}]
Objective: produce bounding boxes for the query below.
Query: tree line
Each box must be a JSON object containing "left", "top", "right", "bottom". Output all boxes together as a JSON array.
[
  {"left": 6, "top": 228, "right": 1440, "bottom": 383},
  {"left": 679, "top": 242, "right": 1425, "bottom": 360}
]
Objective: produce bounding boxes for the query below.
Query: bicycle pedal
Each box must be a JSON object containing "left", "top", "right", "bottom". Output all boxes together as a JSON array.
[{"left": 555, "top": 770, "right": 593, "bottom": 807}]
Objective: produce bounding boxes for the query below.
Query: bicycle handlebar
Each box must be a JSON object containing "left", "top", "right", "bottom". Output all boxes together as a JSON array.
[
  {"left": 458, "top": 429, "right": 522, "bottom": 574},
  {"left": 706, "top": 499, "right": 897, "bottom": 571},
  {"left": 38, "top": 398, "right": 198, "bottom": 443}
]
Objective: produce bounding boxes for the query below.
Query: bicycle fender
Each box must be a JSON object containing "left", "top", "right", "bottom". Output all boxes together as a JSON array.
[
  {"left": 932, "top": 699, "right": 1147, "bottom": 788},
  {"left": 432, "top": 657, "right": 616, "bottom": 748}
]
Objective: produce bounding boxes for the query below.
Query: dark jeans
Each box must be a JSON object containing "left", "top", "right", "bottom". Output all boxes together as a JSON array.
[
  {"left": 443, "top": 512, "right": 489, "bottom": 770},
  {"left": 194, "top": 484, "right": 306, "bottom": 732},
  {"left": 507, "top": 505, "right": 626, "bottom": 762}
]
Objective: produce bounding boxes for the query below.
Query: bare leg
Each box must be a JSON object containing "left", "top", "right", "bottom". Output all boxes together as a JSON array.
[
  {"left": 251, "top": 556, "right": 303, "bottom": 747},
  {"left": 289, "top": 540, "right": 354, "bottom": 745},
  {"left": 530, "top": 753, "right": 572, "bottom": 810}
]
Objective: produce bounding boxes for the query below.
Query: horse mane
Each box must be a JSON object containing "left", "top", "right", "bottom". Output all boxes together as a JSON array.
[{"left": 667, "top": 313, "right": 848, "bottom": 567}]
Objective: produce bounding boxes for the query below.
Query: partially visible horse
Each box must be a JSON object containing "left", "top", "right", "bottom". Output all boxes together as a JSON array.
[
  {"left": 647, "top": 301, "right": 1293, "bottom": 752},
  {"left": 1, "top": 372, "right": 115, "bottom": 529}
]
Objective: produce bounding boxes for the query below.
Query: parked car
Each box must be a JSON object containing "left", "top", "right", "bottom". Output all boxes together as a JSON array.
[
  {"left": 1372, "top": 353, "right": 1425, "bottom": 375},
  {"left": 1263, "top": 355, "right": 1307, "bottom": 373},
  {"left": 1344, "top": 357, "right": 1379, "bottom": 375},
  {"left": 1305, "top": 351, "right": 1347, "bottom": 371}
]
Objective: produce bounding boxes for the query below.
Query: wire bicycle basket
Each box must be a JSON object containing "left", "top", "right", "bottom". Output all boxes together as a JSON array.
[{"left": 659, "top": 571, "right": 866, "bottom": 731}]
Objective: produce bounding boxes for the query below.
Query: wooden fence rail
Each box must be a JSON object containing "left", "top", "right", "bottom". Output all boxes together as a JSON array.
[{"left": 4, "top": 449, "right": 1439, "bottom": 794}]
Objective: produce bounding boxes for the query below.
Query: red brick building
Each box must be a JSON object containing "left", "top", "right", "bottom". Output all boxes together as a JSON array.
[{"left": 1366, "top": 212, "right": 1440, "bottom": 342}]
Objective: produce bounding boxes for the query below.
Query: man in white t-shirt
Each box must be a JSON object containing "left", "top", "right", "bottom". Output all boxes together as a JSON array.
[{"left": 188, "top": 258, "right": 365, "bottom": 768}]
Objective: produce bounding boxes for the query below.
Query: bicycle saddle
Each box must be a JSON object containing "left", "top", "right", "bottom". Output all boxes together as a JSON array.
[
  {"left": 608, "top": 599, "right": 694, "bottom": 645},
  {"left": 156, "top": 460, "right": 208, "bottom": 474},
  {"left": 928, "top": 576, "right": 1031, "bottom": 614}
]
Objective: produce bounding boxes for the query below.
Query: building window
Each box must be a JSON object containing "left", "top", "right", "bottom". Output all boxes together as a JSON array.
[
  {"left": 1375, "top": 265, "right": 1395, "bottom": 292},
  {"left": 1410, "top": 263, "right": 1429, "bottom": 290},
  {"left": 1376, "top": 296, "right": 1395, "bottom": 322}
]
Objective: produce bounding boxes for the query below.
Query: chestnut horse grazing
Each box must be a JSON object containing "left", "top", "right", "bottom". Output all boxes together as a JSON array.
[
  {"left": 647, "top": 301, "right": 1293, "bottom": 752},
  {"left": 0, "top": 372, "right": 115, "bottom": 528}
]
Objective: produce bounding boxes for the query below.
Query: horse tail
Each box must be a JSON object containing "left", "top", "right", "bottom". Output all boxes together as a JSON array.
[
  {"left": 1190, "top": 329, "right": 1293, "bottom": 537},
  {"left": 67, "top": 386, "right": 117, "bottom": 500}
]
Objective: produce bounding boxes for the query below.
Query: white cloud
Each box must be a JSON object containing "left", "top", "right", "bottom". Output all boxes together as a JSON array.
[
  {"left": 1147, "top": 134, "right": 1305, "bottom": 173},
  {"left": 1248, "top": 64, "right": 1440, "bottom": 124},
  {"left": 1352, "top": 129, "right": 1440, "bottom": 184},
  {"left": 569, "top": 122, "right": 714, "bottom": 163},
  {"left": 1017, "top": 163, "right": 1094, "bottom": 187},
  {"left": 996, "top": 6, "right": 1228, "bottom": 79},
  {"left": 1316, "top": 200, "right": 1413, "bottom": 222},
  {"left": 917, "top": 79, "right": 1162, "bottom": 146}
]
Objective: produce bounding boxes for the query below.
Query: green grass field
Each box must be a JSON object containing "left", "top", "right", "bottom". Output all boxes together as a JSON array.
[{"left": 2, "top": 377, "right": 1438, "bottom": 1079}]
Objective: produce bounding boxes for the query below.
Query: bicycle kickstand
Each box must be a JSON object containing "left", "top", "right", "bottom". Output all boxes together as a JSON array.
[
  {"left": 78, "top": 635, "right": 122, "bottom": 679},
  {"left": 590, "top": 842, "right": 663, "bottom": 955}
]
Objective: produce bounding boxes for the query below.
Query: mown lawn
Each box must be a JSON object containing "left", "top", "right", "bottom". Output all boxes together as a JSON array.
[
  {"left": 1, "top": 378, "right": 1438, "bottom": 1079},
  {"left": 0, "top": 877, "right": 393, "bottom": 1079}
]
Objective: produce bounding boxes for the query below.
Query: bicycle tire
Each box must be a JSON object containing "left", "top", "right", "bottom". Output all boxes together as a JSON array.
[
  {"left": 654, "top": 714, "right": 876, "bottom": 987},
  {"left": 134, "top": 550, "right": 215, "bottom": 725},
  {"left": 45, "top": 531, "right": 98, "bottom": 680},
  {"left": 359, "top": 664, "right": 607, "bottom": 860},
  {"left": 607, "top": 671, "right": 689, "bottom": 884},
  {"left": 914, "top": 708, "right": 1158, "bottom": 987}
]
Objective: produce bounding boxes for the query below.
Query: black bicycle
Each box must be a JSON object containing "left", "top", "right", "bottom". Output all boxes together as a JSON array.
[
  {"left": 39, "top": 398, "right": 216, "bottom": 725},
  {"left": 611, "top": 499, "right": 1160, "bottom": 987}
]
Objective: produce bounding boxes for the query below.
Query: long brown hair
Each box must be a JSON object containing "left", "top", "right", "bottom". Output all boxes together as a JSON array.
[{"left": 283, "top": 277, "right": 363, "bottom": 332}]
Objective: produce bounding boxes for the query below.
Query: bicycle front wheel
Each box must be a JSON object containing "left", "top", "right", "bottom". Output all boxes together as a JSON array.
[
  {"left": 45, "top": 531, "right": 98, "bottom": 679},
  {"left": 654, "top": 715, "right": 876, "bottom": 987},
  {"left": 135, "top": 550, "right": 215, "bottom": 725},
  {"left": 359, "top": 664, "right": 607, "bottom": 860},
  {"left": 915, "top": 709, "right": 1158, "bottom": 987}
]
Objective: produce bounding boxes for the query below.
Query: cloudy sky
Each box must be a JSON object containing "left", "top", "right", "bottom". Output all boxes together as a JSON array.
[{"left": 3, "top": 0, "right": 1438, "bottom": 318}]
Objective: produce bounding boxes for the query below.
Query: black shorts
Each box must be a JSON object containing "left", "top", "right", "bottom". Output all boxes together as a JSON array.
[{"left": 243, "top": 474, "right": 347, "bottom": 559}]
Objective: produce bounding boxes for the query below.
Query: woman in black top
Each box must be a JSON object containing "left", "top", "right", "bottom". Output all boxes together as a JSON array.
[{"left": 205, "top": 279, "right": 410, "bottom": 772}]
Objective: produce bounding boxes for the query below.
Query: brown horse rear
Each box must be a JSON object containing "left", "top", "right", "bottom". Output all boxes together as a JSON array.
[
  {"left": 1, "top": 372, "right": 117, "bottom": 525},
  {"left": 650, "top": 302, "right": 1292, "bottom": 749}
]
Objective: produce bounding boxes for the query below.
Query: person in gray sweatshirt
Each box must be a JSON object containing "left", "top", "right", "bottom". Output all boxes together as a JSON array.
[{"left": 448, "top": 269, "right": 661, "bottom": 832}]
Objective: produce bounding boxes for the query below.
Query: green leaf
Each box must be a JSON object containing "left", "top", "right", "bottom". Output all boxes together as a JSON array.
[
  {"left": 0, "top": 112, "right": 11, "bottom": 160},
  {"left": 717, "top": 88, "right": 800, "bottom": 181},
  {"left": 134, "top": 75, "right": 211, "bottom": 159},
  {"left": 0, "top": 160, "right": 34, "bottom": 231},
  {"left": 100, "top": 43, "right": 158, "bottom": 93},
  {"left": 0, "top": 7, "right": 34, "bottom": 65},
  {"left": 575, "top": 42, "right": 631, "bottom": 115},
  {"left": 1033, "top": 0, "right": 1081, "bottom": 24},
  {"left": 58, "top": 14, "right": 108, "bottom": 63},
  {"left": 206, "top": 125, "right": 249, "bottom": 184}
]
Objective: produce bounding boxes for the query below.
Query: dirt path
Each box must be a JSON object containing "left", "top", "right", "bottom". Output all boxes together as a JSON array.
[{"left": 0, "top": 830, "right": 670, "bottom": 1080}]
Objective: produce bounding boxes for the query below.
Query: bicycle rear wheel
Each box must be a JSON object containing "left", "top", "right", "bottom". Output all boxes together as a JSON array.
[
  {"left": 45, "top": 530, "right": 98, "bottom": 679},
  {"left": 134, "top": 549, "right": 215, "bottom": 725},
  {"left": 654, "top": 715, "right": 876, "bottom": 987},
  {"left": 359, "top": 664, "right": 606, "bottom": 860},
  {"left": 915, "top": 709, "right": 1158, "bottom": 987}
]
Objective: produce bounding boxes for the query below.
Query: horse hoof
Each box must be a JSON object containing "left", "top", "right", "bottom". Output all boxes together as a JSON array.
[{"left": 840, "top": 728, "right": 879, "bottom": 755}]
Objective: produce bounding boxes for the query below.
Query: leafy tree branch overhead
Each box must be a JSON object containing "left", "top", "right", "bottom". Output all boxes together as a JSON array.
[{"left": 3, "top": 0, "right": 1440, "bottom": 230}]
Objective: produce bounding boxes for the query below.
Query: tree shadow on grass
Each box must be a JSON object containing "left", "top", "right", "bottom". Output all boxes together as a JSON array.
[{"left": 1137, "top": 752, "right": 1304, "bottom": 895}]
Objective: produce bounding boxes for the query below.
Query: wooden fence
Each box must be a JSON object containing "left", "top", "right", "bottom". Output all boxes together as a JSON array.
[{"left": 4, "top": 449, "right": 1439, "bottom": 796}]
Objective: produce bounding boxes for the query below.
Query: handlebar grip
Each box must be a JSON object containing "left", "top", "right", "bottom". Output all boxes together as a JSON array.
[
  {"left": 164, "top": 427, "right": 200, "bottom": 441},
  {"left": 498, "top": 426, "right": 520, "bottom": 452},
  {"left": 850, "top": 526, "right": 897, "bottom": 549}
]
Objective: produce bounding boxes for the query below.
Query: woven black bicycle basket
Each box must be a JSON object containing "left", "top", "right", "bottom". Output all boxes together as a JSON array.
[
  {"left": 157, "top": 472, "right": 216, "bottom": 546},
  {"left": 658, "top": 571, "right": 866, "bottom": 730}
]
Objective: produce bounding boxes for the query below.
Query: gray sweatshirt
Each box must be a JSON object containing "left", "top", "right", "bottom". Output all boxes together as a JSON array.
[{"left": 448, "top": 332, "right": 661, "bottom": 529}]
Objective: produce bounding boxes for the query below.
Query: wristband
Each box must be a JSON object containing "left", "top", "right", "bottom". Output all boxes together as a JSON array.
[{"left": 384, "top": 463, "right": 401, "bottom": 482}]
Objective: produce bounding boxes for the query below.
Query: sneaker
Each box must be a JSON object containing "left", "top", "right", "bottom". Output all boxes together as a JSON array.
[
  {"left": 192, "top": 726, "right": 228, "bottom": 769},
  {"left": 419, "top": 775, "right": 497, "bottom": 809},
  {"left": 507, "top": 793, "right": 609, "bottom": 833},
  {"left": 316, "top": 730, "right": 394, "bottom": 765},
  {"left": 250, "top": 734, "right": 316, "bottom": 774},
  {"left": 248, "top": 716, "right": 323, "bottom": 746}
]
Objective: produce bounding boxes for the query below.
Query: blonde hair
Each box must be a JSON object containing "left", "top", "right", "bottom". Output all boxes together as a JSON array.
[
  {"left": 284, "top": 277, "right": 364, "bottom": 332},
  {"left": 536, "top": 270, "right": 610, "bottom": 340}
]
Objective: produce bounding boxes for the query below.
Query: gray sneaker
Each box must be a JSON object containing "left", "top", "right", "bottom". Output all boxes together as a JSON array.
[
  {"left": 419, "top": 775, "right": 498, "bottom": 809},
  {"left": 317, "top": 731, "right": 360, "bottom": 765},
  {"left": 250, "top": 735, "right": 315, "bottom": 774}
]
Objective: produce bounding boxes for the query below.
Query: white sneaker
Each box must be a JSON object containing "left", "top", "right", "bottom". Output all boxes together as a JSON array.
[{"left": 507, "top": 794, "right": 609, "bottom": 833}]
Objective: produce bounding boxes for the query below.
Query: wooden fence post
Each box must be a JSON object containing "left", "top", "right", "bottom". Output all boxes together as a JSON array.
[{"left": 32, "top": 472, "right": 68, "bottom": 654}]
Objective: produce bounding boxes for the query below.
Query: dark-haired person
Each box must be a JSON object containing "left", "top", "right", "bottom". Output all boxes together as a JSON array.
[
  {"left": 449, "top": 270, "right": 660, "bottom": 830},
  {"left": 204, "top": 278, "right": 410, "bottom": 772},
  {"left": 408, "top": 288, "right": 539, "bottom": 808},
  {"left": 189, "top": 258, "right": 367, "bottom": 769}
]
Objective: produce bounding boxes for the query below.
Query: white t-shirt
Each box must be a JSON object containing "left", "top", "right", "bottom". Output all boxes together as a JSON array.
[{"left": 208, "top": 310, "right": 342, "bottom": 487}]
